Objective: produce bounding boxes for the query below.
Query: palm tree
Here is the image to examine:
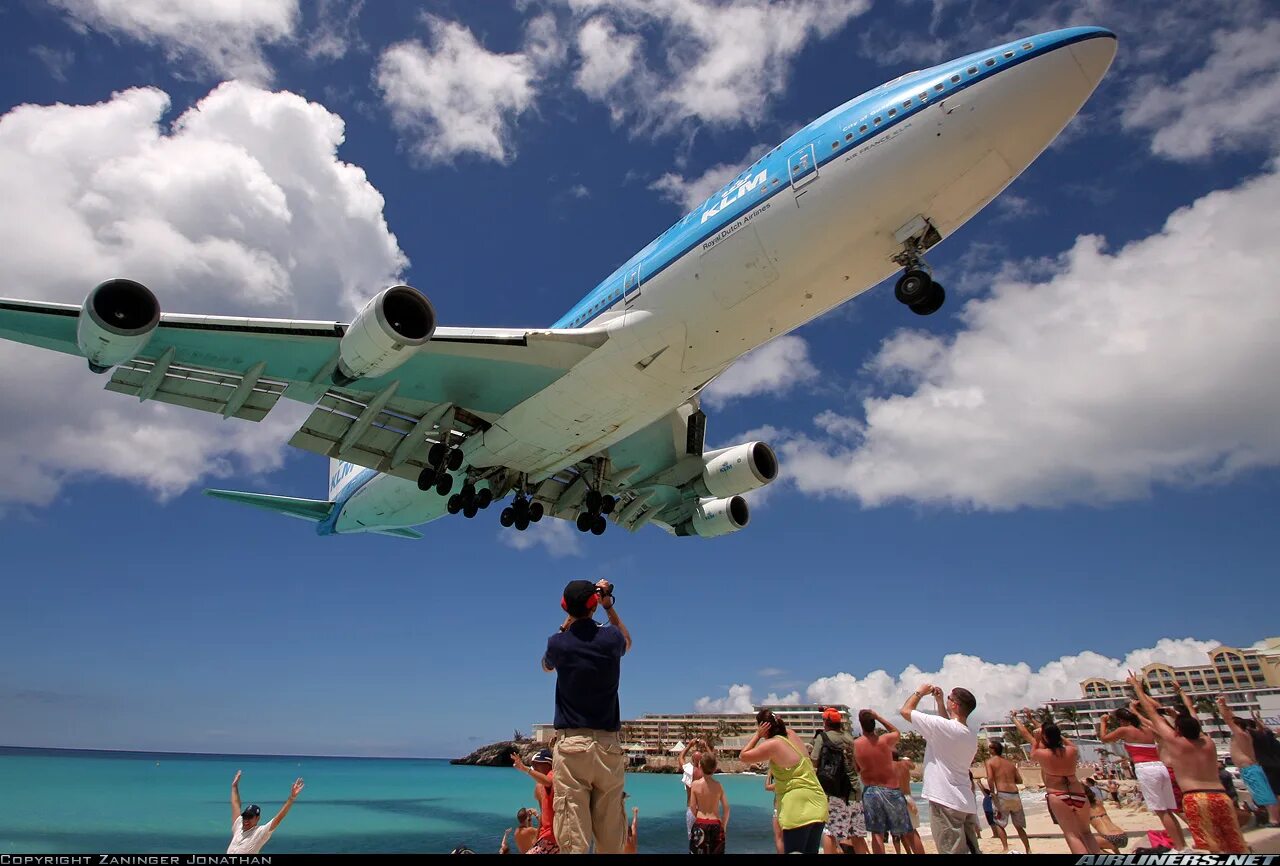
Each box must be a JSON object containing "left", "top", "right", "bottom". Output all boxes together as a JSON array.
[
  {"left": 1057, "top": 706, "right": 1081, "bottom": 740},
  {"left": 1194, "top": 697, "right": 1225, "bottom": 741},
  {"left": 898, "top": 731, "right": 927, "bottom": 763}
]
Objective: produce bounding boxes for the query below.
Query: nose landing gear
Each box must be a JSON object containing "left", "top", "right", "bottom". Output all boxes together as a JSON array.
[{"left": 891, "top": 219, "right": 946, "bottom": 316}]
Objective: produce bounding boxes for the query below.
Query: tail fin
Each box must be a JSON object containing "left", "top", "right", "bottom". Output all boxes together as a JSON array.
[
  {"left": 204, "top": 489, "right": 334, "bottom": 523},
  {"left": 329, "top": 458, "right": 346, "bottom": 498}
]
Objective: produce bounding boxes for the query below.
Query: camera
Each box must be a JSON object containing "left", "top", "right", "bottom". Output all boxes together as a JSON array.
[{"left": 595, "top": 581, "right": 614, "bottom": 599}]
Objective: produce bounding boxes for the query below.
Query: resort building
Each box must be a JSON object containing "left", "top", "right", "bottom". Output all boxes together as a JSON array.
[
  {"left": 979, "top": 638, "right": 1280, "bottom": 748},
  {"left": 534, "top": 704, "right": 850, "bottom": 758}
]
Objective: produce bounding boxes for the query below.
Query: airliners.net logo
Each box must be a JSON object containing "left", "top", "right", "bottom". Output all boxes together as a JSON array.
[{"left": 1075, "top": 856, "right": 1276, "bottom": 865}]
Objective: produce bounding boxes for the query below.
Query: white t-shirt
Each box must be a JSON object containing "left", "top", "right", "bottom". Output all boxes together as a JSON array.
[
  {"left": 681, "top": 761, "right": 695, "bottom": 788},
  {"left": 228, "top": 816, "right": 274, "bottom": 854},
  {"left": 911, "top": 710, "right": 978, "bottom": 814}
]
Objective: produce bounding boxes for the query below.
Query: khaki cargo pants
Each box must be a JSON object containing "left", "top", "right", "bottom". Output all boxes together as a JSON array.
[
  {"left": 552, "top": 728, "right": 627, "bottom": 854},
  {"left": 929, "top": 801, "right": 979, "bottom": 854}
]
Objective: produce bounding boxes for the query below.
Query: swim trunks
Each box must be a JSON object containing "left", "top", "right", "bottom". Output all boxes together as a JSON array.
[
  {"left": 1182, "top": 790, "right": 1248, "bottom": 854},
  {"left": 863, "top": 785, "right": 914, "bottom": 836},
  {"left": 690, "top": 818, "right": 725, "bottom": 855},
  {"left": 1243, "top": 764, "right": 1278, "bottom": 807}
]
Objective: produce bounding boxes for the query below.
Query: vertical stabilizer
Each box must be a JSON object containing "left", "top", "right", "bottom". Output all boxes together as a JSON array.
[{"left": 329, "top": 458, "right": 347, "bottom": 498}]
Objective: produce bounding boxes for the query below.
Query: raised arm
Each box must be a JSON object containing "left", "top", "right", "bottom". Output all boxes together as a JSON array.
[
  {"left": 599, "top": 581, "right": 631, "bottom": 654},
  {"left": 1012, "top": 710, "right": 1038, "bottom": 748},
  {"left": 267, "top": 778, "right": 304, "bottom": 831},
  {"left": 1128, "top": 675, "right": 1176, "bottom": 742},
  {"left": 1217, "top": 696, "right": 1245, "bottom": 737},
  {"left": 230, "top": 770, "right": 242, "bottom": 820},
  {"left": 679, "top": 740, "right": 694, "bottom": 766},
  {"left": 511, "top": 752, "right": 551, "bottom": 787},
  {"left": 900, "top": 683, "right": 932, "bottom": 722},
  {"left": 1171, "top": 681, "right": 1196, "bottom": 718},
  {"left": 738, "top": 721, "right": 776, "bottom": 764},
  {"left": 873, "top": 710, "right": 900, "bottom": 736},
  {"left": 932, "top": 686, "right": 951, "bottom": 720}
]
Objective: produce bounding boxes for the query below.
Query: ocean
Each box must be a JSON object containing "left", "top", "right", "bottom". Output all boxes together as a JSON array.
[{"left": 1, "top": 747, "right": 929, "bottom": 854}]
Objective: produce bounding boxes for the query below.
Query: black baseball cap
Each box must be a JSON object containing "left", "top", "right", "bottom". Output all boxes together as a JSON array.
[
  {"left": 241, "top": 804, "right": 260, "bottom": 819},
  {"left": 562, "top": 580, "right": 597, "bottom": 616},
  {"left": 532, "top": 748, "right": 553, "bottom": 765}
]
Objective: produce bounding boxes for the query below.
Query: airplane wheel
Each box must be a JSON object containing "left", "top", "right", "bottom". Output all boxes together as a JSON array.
[
  {"left": 428, "top": 442, "right": 448, "bottom": 466},
  {"left": 576, "top": 511, "right": 594, "bottom": 533},
  {"left": 463, "top": 502, "right": 478, "bottom": 519},
  {"left": 515, "top": 514, "right": 530, "bottom": 531},
  {"left": 591, "top": 515, "right": 607, "bottom": 535},
  {"left": 529, "top": 501, "right": 544, "bottom": 522},
  {"left": 447, "top": 449, "right": 464, "bottom": 471},
  {"left": 435, "top": 473, "right": 454, "bottom": 496},
  {"left": 416, "top": 467, "right": 437, "bottom": 491},
  {"left": 894, "top": 269, "right": 933, "bottom": 306},
  {"left": 513, "top": 497, "right": 528, "bottom": 518},
  {"left": 500, "top": 507, "right": 515, "bottom": 528},
  {"left": 461, "top": 482, "right": 476, "bottom": 502},
  {"left": 477, "top": 488, "right": 493, "bottom": 509},
  {"left": 909, "top": 282, "right": 946, "bottom": 316},
  {"left": 584, "top": 490, "right": 603, "bottom": 513},
  {"left": 446, "top": 494, "right": 463, "bottom": 515},
  {"left": 600, "top": 495, "right": 616, "bottom": 515}
]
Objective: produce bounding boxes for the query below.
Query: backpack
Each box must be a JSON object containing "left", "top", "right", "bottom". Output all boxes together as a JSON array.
[{"left": 815, "top": 732, "right": 852, "bottom": 800}]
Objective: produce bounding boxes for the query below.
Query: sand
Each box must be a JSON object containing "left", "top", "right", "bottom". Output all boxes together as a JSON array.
[{"left": 916, "top": 795, "right": 1280, "bottom": 855}]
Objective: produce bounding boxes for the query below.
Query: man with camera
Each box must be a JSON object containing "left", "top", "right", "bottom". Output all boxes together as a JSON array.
[{"left": 541, "top": 578, "right": 632, "bottom": 854}]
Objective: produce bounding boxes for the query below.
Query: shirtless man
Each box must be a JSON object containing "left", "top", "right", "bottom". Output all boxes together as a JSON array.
[
  {"left": 985, "top": 740, "right": 1031, "bottom": 853},
  {"left": 1219, "top": 696, "right": 1279, "bottom": 825},
  {"left": 855, "top": 709, "right": 923, "bottom": 854},
  {"left": 512, "top": 807, "right": 539, "bottom": 853},
  {"left": 680, "top": 739, "right": 708, "bottom": 837},
  {"left": 1130, "top": 674, "right": 1248, "bottom": 853},
  {"left": 892, "top": 751, "right": 924, "bottom": 853},
  {"left": 688, "top": 753, "right": 730, "bottom": 854}
]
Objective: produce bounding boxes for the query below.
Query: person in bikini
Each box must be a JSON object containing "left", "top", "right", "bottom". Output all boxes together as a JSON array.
[
  {"left": 1085, "top": 786, "right": 1130, "bottom": 852},
  {"left": 1129, "top": 674, "right": 1249, "bottom": 853},
  {"left": 688, "top": 752, "right": 730, "bottom": 854},
  {"left": 985, "top": 740, "right": 1031, "bottom": 854},
  {"left": 1012, "top": 709, "right": 1102, "bottom": 855},
  {"left": 1099, "top": 703, "right": 1188, "bottom": 849}
]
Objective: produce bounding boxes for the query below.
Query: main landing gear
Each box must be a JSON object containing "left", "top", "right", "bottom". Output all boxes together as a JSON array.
[
  {"left": 574, "top": 490, "right": 616, "bottom": 536},
  {"left": 447, "top": 480, "right": 494, "bottom": 519},
  {"left": 416, "top": 441, "right": 464, "bottom": 495},
  {"left": 499, "top": 493, "right": 544, "bottom": 532},
  {"left": 891, "top": 228, "right": 945, "bottom": 316}
]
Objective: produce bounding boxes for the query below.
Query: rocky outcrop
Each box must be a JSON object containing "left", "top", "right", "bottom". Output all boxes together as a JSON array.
[{"left": 452, "top": 740, "right": 537, "bottom": 767}]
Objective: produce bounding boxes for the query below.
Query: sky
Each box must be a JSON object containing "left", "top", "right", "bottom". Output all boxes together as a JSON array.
[{"left": 1, "top": 0, "right": 1278, "bottom": 759}]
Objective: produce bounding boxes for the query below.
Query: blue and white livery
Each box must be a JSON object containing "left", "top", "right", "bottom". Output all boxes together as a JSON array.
[{"left": 0, "top": 28, "right": 1116, "bottom": 540}]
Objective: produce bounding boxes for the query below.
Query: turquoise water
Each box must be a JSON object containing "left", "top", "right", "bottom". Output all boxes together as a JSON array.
[
  {"left": 2, "top": 748, "right": 929, "bottom": 853},
  {"left": 1, "top": 748, "right": 784, "bottom": 853}
]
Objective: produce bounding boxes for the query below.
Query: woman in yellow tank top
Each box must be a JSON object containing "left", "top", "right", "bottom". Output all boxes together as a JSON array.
[{"left": 740, "top": 709, "right": 829, "bottom": 853}]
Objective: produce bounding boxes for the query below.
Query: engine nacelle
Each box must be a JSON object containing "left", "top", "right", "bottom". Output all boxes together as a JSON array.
[
  {"left": 689, "top": 495, "right": 750, "bottom": 538},
  {"left": 76, "top": 279, "right": 161, "bottom": 373},
  {"left": 334, "top": 285, "right": 436, "bottom": 386},
  {"left": 694, "top": 441, "right": 779, "bottom": 498}
]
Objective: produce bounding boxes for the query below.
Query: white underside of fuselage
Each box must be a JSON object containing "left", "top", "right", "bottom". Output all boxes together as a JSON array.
[{"left": 334, "top": 37, "right": 1114, "bottom": 534}]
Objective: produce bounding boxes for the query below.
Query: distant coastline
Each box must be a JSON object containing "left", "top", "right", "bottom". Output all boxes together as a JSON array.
[{"left": 0, "top": 744, "right": 445, "bottom": 761}]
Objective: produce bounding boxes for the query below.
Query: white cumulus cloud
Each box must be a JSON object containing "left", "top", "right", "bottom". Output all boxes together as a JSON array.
[
  {"left": 555, "top": 0, "right": 870, "bottom": 133},
  {"left": 697, "top": 637, "right": 1222, "bottom": 728},
  {"left": 376, "top": 17, "right": 538, "bottom": 165},
  {"left": 783, "top": 158, "right": 1280, "bottom": 509},
  {"left": 702, "top": 336, "right": 818, "bottom": 409},
  {"left": 0, "top": 83, "right": 407, "bottom": 507},
  {"left": 649, "top": 148, "right": 767, "bottom": 212},
  {"left": 499, "top": 518, "right": 584, "bottom": 558},
  {"left": 1125, "top": 20, "right": 1280, "bottom": 160},
  {"left": 50, "top": 0, "right": 299, "bottom": 82}
]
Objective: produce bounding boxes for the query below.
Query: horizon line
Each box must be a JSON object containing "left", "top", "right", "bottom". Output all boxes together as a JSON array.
[{"left": 0, "top": 744, "right": 454, "bottom": 761}]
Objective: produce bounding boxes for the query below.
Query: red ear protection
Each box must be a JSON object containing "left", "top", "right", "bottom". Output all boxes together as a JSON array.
[{"left": 561, "top": 592, "right": 598, "bottom": 613}]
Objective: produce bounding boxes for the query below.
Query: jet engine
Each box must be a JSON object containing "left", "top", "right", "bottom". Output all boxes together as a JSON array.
[
  {"left": 76, "top": 279, "right": 161, "bottom": 373},
  {"left": 693, "top": 441, "right": 779, "bottom": 498},
  {"left": 688, "top": 495, "right": 750, "bottom": 538},
  {"left": 334, "top": 285, "right": 436, "bottom": 386}
]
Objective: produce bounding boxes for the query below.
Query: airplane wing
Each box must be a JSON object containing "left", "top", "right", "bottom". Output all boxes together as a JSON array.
[{"left": 0, "top": 296, "right": 607, "bottom": 481}]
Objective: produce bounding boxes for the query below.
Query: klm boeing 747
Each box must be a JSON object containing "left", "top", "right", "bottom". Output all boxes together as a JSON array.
[{"left": 0, "top": 28, "right": 1116, "bottom": 541}]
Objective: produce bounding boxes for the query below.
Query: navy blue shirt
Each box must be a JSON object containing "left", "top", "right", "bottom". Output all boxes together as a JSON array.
[{"left": 544, "top": 619, "right": 626, "bottom": 731}]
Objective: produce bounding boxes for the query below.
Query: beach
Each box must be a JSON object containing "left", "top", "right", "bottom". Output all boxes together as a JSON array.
[{"left": 927, "top": 793, "right": 1280, "bottom": 855}]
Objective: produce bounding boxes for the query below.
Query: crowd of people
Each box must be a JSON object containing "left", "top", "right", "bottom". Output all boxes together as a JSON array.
[{"left": 488, "top": 578, "right": 1280, "bottom": 854}]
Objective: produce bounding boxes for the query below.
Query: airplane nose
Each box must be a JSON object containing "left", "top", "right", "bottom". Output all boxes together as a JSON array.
[{"left": 1069, "top": 32, "right": 1118, "bottom": 88}]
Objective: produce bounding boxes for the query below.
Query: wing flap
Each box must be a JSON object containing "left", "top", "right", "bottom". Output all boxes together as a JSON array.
[{"left": 105, "top": 356, "right": 289, "bottom": 421}]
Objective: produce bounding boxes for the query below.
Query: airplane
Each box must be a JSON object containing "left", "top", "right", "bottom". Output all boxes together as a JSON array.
[{"left": 0, "top": 27, "right": 1116, "bottom": 541}]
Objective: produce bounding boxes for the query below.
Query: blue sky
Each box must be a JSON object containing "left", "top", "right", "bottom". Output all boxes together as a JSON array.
[{"left": 1, "top": 0, "right": 1278, "bottom": 758}]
